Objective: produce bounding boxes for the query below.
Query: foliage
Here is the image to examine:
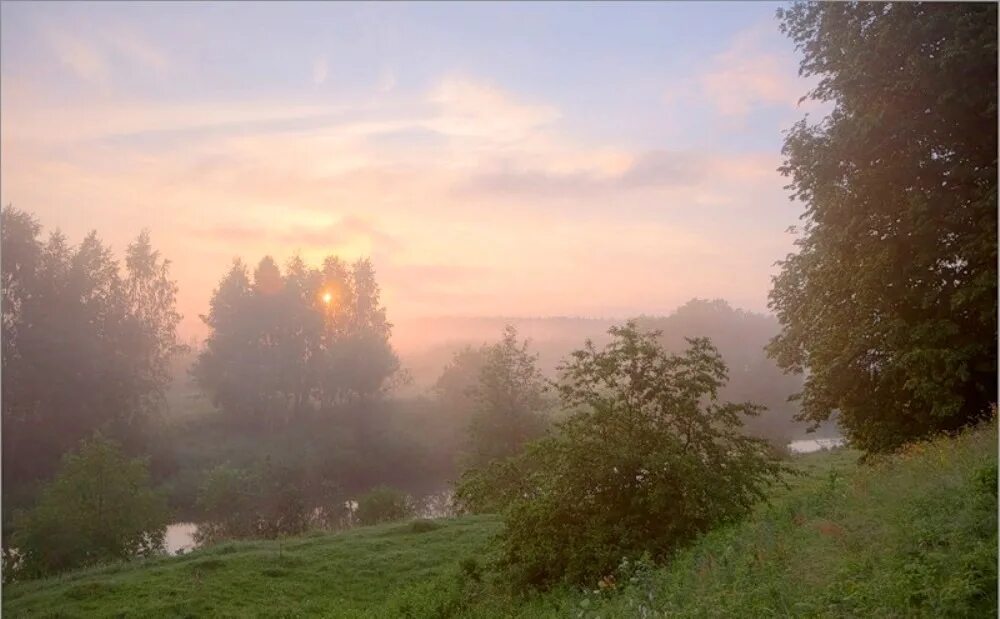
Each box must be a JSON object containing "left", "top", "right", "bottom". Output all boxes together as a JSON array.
[
  {"left": 155, "top": 394, "right": 463, "bottom": 520},
  {"left": 635, "top": 299, "right": 834, "bottom": 444},
  {"left": 485, "top": 322, "right": 786, "bottom": 588},
  {"left": 571, "top": 419, "right": 999, "bottom": 618},
  {"left": 1, "top": 208, "right": 184, "bottom": 520},
  {"left": 10, "top": 436, "right": 168, "bottom": 580},
  {"left": 193, "top": 255, "right": 399, "bottom": 430},
  {"left": 768, "top": 2, "right": 998, "bottom": 452},
  {"left": 431, "top": 344, "right": 489, "bottom": 470},
  {"left": 455, "top": 455, "right": 539, "bottom": 515},
  {"left": 356, "top": 486, "right": 413, "bottom": 526},
  {"left": 194, "top": 458, "right": 343, "bottom": 544},
  {"left": 194, "top": 465, "right": 262, "bottom": 543},
  {"left": 465, "top": 326, "right": 550, "bottom": 468}
]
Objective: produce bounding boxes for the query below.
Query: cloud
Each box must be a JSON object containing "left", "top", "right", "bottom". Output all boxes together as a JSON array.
[
  {"left": 47, "top": 29, "right": 110, "bottom": 83},
  {"left": 287, "top": 215, "right": 401, "bottom": 251},
  {"left": 312, "top": 56, "right": 329, "bottom": 86},
  {"left": 44, "top": 24, "right": 170, "bottom": 85},
  {"left": 111, "top": 27, "right": 169, "bottom": 74},
  {"left": 619, "top": 151, "right": 705, "bottom": 188},
  {"left": 462, "top": 150, "right": 708, "bottom": 197},
  {"left": 427, "top": 77, "right": 559, "bottom": 141},
  {"left": 195, "top": 216, "right": 401, "bottom": 254},
  {"left": 2, "top": 54, "right": 797, "bottom": 337},
  {"left": 698, "top": 26, "right": 803, "bottom": 119}
]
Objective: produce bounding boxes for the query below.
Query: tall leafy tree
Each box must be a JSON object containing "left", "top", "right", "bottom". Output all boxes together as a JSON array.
[
  {"left": 192, "top": 259, "right": 256, "bottom": 421},
  {"left": 194, "top": 254, "right": 399, "bottom": 427},
  {"left": 461, "top": 323, "right": 783, "bottom": 588},
  {"left": 123, "top": 231, "right": 186, "bottom": 426},
  {"left": 769, "top": 2, "right": 998, "bottom": 452},
  {"left": 465, "top": 326, "right": 549, "bottom": 467},
  {"left": 1, "top": 209, "right": 183, "bottom": 514}
]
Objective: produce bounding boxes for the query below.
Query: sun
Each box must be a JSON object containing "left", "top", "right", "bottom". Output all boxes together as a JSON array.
[{"left": 322, "top": 291, "right": 333, "bottom": 305}]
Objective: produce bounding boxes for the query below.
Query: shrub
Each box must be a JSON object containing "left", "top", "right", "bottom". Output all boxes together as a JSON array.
[
  {"left": 487, "top": 322, "right": 786, "bottom": 588},
  {"left": 194, "top": 465, "right": 261, "bottom": 544},
  {"left": 356, "top": 486, "right": 412, "bottom": 526},
  {"left": 408, "top": 519, "right": 440, "bottom": 534},
  {"left": 194, "top": 458, "right": 342, "bottom": 544},
  {"left": 10, "top": 435, "right": 168, "bottom": 579},
  {"left": 454, "top": 456, "right": 538, "bottom": 514}
]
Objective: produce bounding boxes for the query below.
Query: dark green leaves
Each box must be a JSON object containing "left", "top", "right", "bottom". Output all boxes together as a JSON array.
[{"left": 769, "top": 2, "right": 997, "bottom": 453}]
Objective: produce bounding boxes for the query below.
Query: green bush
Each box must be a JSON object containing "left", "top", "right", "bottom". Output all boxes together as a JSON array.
[
  {"left": 194, "top": 465, "right": 261, "bottom": 543},
  {"left": 478, "top": 322, "right": 786, "bottom": 589},
  {"left": 356, "top": 486, "right": 412, "bottom": 526},
  {"left": 195, "top": 458, "right": 341, "bottom": 544},
  {"left": 10, "top": 435, "right": 168, "bottom": 579},
  {"left": 408, "top": 519, "right": 440, "bottom": 534}
]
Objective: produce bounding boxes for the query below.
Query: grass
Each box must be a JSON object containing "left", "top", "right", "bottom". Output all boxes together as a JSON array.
[
  {"left": 557, "top": 420, "right": 998, "bottom": 618},
  {"left": 2, "top": 515, "right": 502, "bottom": 618},
  {"left": 4, "top": 421, "right": 996, "bottom": 618}
]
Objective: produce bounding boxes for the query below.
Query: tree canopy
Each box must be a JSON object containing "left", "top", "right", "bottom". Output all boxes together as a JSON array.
[
  {"left": 193, "top": 255, "right": 400, "bottom": 429},
  {"left": 769, "top": 2, "right": 998, "bottom": 452},
  {"left": 466, "top": 323, "right": 783, "bottom": 588},
  {"left": 464, "top": 326, "right": 550, "bottom": 468},
  {"left": 1, "top": 208, "right": 183, "bottom": 515}
]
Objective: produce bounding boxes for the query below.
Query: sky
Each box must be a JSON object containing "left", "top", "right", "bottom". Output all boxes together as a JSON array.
[{"left": 1, "top": 1, "right": 825, "bottom": 341}]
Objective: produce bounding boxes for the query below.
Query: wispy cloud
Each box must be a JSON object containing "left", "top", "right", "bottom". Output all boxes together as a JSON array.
[
  {"left": 427, "top": 77, "right": 560, "bottom": 141},
  {"left": 195, "top": 215, "right": 401, "bottom": 256},
  {"left": 47, "top": 28, "right": 110, "bottom": 83},
  {"left": 697, "top": 26, "right": 803, "bottom": 119},
  {"left": 461, "top": 150, "right": 768, "bottom": 198},
  {"left": 44, "top": 23, "right": 170, "bottom": 85},
  {"left": 3, "top": 12, "right": 808, "bottom": 338}
]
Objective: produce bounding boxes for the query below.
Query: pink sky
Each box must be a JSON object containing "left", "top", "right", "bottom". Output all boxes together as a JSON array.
[{"left": 1, "top": 3, "right": 822, "bottom": 341}]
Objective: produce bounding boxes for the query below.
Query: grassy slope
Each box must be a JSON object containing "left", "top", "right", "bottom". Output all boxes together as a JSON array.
[
  {"left": 2, "top": 516, "right": 502, "bottom": 618},
  {"left": 4, "top": 422, "right": 996, "bottom": 618},
  {"left": 571, "top": 421, "right": 998, "bottom": 618}
]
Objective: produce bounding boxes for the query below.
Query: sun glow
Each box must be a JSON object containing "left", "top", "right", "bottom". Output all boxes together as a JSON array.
[{"left": 322, "top": 291, "right": 333, "bottom": 305}]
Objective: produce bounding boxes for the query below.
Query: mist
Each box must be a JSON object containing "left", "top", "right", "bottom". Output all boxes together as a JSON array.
[{"left": 1, "top": 2, "right": 995, "bottom": 616}]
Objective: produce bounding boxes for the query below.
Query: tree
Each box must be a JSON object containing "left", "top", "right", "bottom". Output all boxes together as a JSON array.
[
  {"left": 1, "top": 209, "right": 183, "bottom": 519},
  {"left": 471, "top": 323, "right": 784, "bottom": 588},
  {"left": 435, "top": 345, "right": 488, "bottom": 414},
  {"left": 330, "top": 259, "right": 400, "bottom": 406},
  {"left": 193, "top": 457, "right": 336, "bottom": 544},
  {"left": 635, "top": 299, "right": 825, "bottom": 444},
  {"left": 11, "top": 436, "right": 168, "bottom": 579},
  {"left": 465, "top": 326, "right": 549, "bottom": 467},
  {"left": 122, "top": 231, "right": 186, "bottom": 430},
  {"left": 191, "top": 260, "right": 258, "bottom": 422},
  {"left": 769, "top": 3, "right": 998, "bottom": 453},
  {"left": 355, "top": 485, "right": 413, "bottom": 526},
  {"left": 431, "top": 344, "right": 489, "bottom": 470},
  {"left": 193, "top": 254, "right": 400, "bottom": 428}
]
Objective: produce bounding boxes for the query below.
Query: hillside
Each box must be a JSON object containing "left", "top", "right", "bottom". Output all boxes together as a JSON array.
[{"left": 4, "top": 422, "right": 995, "bottom": 618}]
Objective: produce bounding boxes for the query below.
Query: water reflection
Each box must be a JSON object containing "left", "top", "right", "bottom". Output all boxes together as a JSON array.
[
  {"left": 788, "top": 437, "right": 846, "bottom": 454},
  {"left": 163, "top": 489, "right": 456, "bottom": 555}
]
